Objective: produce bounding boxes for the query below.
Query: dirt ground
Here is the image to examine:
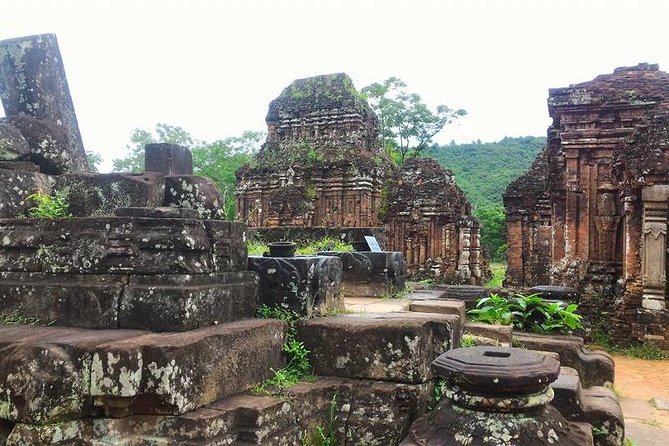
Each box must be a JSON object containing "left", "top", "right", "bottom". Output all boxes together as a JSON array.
[{"left": 613, "top": 354, "right": 669, "bottom": 445}]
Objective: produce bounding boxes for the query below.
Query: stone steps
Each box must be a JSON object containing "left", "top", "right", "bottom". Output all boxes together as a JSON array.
[
  {"left": 432, "top": 285, "right": 489, "bottom": 308},
  {"left": 0, "top": 319, "right": 285, "bottom": 424},
  {"left": 5, "top": 377, "right": 432, "bottom": 445},
  {"left": 551, "top": 367, "right": 624, "bottom": 446}
]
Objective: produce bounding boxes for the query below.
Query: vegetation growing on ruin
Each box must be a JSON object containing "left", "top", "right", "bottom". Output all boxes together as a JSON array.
[
  {"left": 468, "top": 293, "right": 584, "bottom": 334},
  {"left": 300, "top": 394, "right": 339, "bottom": 446},
  {"left": 591, "top": 327, "right": 669, "bottom": 360},
  {"left": 22, "top": 190, "right": 72, "bottom": 218},
  {"left": 247, "top": 237, "right": 354, "bottom": 256},
  {"left": 253, "top": 305, "right": 314, "bottom": 395},
  {"left": 0, "top": 311, "right": 41, "bottom": 325}
]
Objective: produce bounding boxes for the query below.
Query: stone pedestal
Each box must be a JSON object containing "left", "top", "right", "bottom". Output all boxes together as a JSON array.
[
  {"left": 641, "top": 185, "right": 669, "bottom": 310},
  {"left": 318, "top": 250, "right": 406, "bottom": 298},
  {"left": 402, "top": 347, "right": 594, "bottom": 446},
  {"left": 248, "top": 255, "right": 343, "bottom": 316}
]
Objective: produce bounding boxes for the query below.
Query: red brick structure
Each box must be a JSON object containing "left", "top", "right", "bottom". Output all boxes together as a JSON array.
[{"left": 505, "top": 64, "right": 669, "bottom": 346}]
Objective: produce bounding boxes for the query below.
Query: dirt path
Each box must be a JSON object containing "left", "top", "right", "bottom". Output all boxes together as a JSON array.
[{"left": 610, "top": 354, "right": 669, "bottom": 445}]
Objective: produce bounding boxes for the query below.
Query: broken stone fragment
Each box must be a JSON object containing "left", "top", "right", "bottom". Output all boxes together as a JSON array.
[
  {"left": 144, "top": 143, "right": 193, "bottom": 175},
  {"left": 0, "top": 116, "right": 86, "bottom": 174},
  {"left": 0, "top": 123, "right": 29, "bottom": 161}
]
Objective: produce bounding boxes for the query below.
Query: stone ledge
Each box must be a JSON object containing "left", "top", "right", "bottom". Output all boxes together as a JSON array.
[
  {"left": 0, "top": 319, "right": 285, "bottom": 424},
  {"left": 4, "top": 378, "right": 432, "bottom": 445},
  {"left": 297, "top": 312, "right": 461, "bottom": 384}
]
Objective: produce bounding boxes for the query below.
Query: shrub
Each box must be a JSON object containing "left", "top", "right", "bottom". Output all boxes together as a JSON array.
[
  {"left": 23, "top": 190, "right": 71, "bottom": 218},
  {"left": 468, "top": 293, "right": 583, "bottom": 334}
]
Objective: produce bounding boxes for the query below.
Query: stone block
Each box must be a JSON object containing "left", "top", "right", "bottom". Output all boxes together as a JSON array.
[
  {"left": 436, "top": 284, "right": 489, "bottom": 308},
  {"left": 118, "top": 272, "right": 258, "bottom": 331},
  {"left": 0, "top": 272, "right": 124, "bottom": 329},
  {"left": 249, "top": 255, "right": 343, "bottom": 316},
  {"left": 529, "top": 285, "right": 579, "bottom": 302},
  {"left": 551, "top": 367, "right": 624, "bottom": 446},
  {"left": 0, "top": 34, "right": 87, "bottom": 172},
  {"left": 0, "top": 116, "right": 85, "bottom": 174},
  {"left": 144, "top": 143, "right": 193, "bottom": 175},
  {"left": 164, "top": 175, "right": 225, "bottom": 219},
  {"left": 409, "top": 299, "right": 465, "bottom": 321},
  {"left": 113, "top": 206, "right": 199, "bottom": 219},
  {"left": 0, "top": 167, "right": 51, "bottom": 218},
  {"left": 55, "top": 172, "right": 165, "bottom": 216},
  {"left": 0, "top": 320, "right": 285, "bottom": 423},
  {"left": 318, "top": 251, "right": 406, "bottom": 298},
  {"left": 3, "top": 377, "right": 432, "bottom": 446},
  {"left": 204, "top": 219, "right": 248, "bottom": 272},
  {"left": 296, "top": 312, "right": 460, "bottom": 383},
  {"left": 514, "top": 332, "right": 615, "bottom": 387},
  {"left": 0, "top": 123, "right": 29, "bottom": 161},
  {"left": 464, "top": 322, "right": 513, "bottom": 345},
  {"left": 406, "top": 289, "right": 448, "bottom": 300}
]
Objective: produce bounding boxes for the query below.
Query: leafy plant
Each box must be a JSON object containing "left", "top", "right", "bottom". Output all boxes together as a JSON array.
[
  {"left": 248, "top": 237, "right": 354, "bottom": 256},
  {"left": 0, "top": 311, "right": 41, "bottom": 326},
  {"left": 248, "top": 240, "right": 269, "bottom": 256},
  {"left": 460, "top": 335, "right": 477, "bottom": 347},
  {"left": 468, "top": 293, "right": 583, "bottom": 334},
  {"left": 485, "top": 262, "right": 506, "bottom": 288},
  {"left": 23, "top": 191, "right": 72, "bottom": 218},
  {"left": 254, "top": 305, "right": 312, "bottom": 395},
  {"left": 301, "top": 394, "right": 339, "bottom": 446}
]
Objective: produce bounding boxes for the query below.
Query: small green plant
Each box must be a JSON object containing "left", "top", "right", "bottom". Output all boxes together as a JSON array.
[
  {"left": 23, "top": 190, "right": 71, "bottom": 218},
  {"left": 460, "top": 334, "right": 477, "bottom": 347},
  {"left": 0, "top": 311, "right": 41, "bottom": 326},
  {"left": 623, "top": 439, "right": 638, "bottom": 446},
  {"left": 381, "top": 284, "right": 414, "bottom": 300},
  {"left": 295, "top": 237, "right": 353, "bottom": 255},
  {"left": 253, "top": 305, "right": 312, "bottom": 395},
  {"left": 301, "top": 394, "right": 339, "bottom": 446},
  {"left": 468, "top": 293, "right": 583, "bottom": 334},
  {"left": 592, "top": 426, "right": 610, "bottom": 437},
  {"left": 428, "top": 378, "right": 446, "bottom": 410},
  {"left": 590, "top": 325, "right": 669, "bottom": 360},
  {"left": 247, "top": 240, "right": 269, "bottom": 256}
]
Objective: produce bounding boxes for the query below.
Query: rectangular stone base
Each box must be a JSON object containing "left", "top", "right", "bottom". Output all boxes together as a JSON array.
[
  {"left": 0, "top": 271, "right": 258, "bottom": 331},
  {"left": 4, "top": 378, "right": 432, "bottom": 446},
  {"left": 0, "top": 320, "right": 285, "bottom": 424}
]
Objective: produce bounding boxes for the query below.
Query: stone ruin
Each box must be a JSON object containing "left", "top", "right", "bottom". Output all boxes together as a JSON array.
[
  {"left": 0, "top": 33, "right": 626, "bottom": 446},
  {"left": 236, "top": 74, "right": 487, "bottom": 285},
  {"left": 505, "top": 63, "right": 669, "bottom": 347}
]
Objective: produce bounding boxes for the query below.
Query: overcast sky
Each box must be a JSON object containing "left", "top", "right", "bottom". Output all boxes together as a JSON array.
[{"left": 2, "top": 0, "right": 668, "bottom": 171}]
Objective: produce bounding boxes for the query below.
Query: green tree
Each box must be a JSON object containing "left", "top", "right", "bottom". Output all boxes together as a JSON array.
[
  {"left": 86, "top": 151, "right": 102, "bottom": 172},
  {"left": 112, "top": 123, "right": 199, "bottom": 173},
  {"left": 362, "top": 77, "right": 466, "bottom": 164},
  {"left": 475, "top": 205, "right": 507, "bottom": 261}
]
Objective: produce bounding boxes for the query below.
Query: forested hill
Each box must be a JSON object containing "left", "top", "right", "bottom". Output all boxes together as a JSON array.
[{"left": 425, "top": 136, "right": 545, "bottom": 211}]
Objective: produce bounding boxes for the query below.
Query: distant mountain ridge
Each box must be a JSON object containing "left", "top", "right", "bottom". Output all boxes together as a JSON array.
[{"left": 425, "top": 136, "right": 546, "bottom": 211}]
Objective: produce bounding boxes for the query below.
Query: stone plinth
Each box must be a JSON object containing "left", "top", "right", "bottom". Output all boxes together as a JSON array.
[
  {"left": 0, "top": 320, "right": 285, "bottom": 424},
  {"left": 318, "top": 250, "right": 406, "bottom": 298},
  {"left": 0, "top": 215, "right": 253, "bottom": 331},
  {"left": 0, "top": 34, "right": 88, "bottom": 173},
  {"left": 248, "top": 254, "right": 343, "bottom": 316},
  {"left": 296, "top": 312, "right": 461, "bottom": 384},
  {"left": 402, "top": 347, "right": 594, "bottom": 446}
]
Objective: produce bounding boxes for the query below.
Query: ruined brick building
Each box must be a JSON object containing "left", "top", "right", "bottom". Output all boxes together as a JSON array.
[
  {"left": 237, "top": 74, "right": 486, "bottom": 284},
  {"left": 505, "top": 64, "right": 669, "bottom": 346}
]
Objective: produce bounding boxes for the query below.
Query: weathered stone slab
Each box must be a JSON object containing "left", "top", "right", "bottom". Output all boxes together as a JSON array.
[
  {"left": 551, "top": 367, "right": 624, "bottom": 446},
  {"left": 164, "top": 175, "right": 225, "bottom": 219},
  {"left": 436, "top": 284, "right": 489, "bottom": 308},
  {"left": 0, "top": 320, "right": 285, "bottom": 424},
  {"left": 464, "top": 322, "right": 513, "bottom": 345},
  {"left": 114, "top": 206, "right": 199, "bottom": 219},
  {"left": 0, "top": 123, "right": 29, "bottom": 161},
  {"left": 0, "top": 272, "right": 124, "bottom": 329},
  {"left": 55, "top": 172, "right": 165, "bottom": 217},
  {"left": 0, "top": 217, "right": 247, "bottom": 275},
  {"left": 409, "top": 299, "right": 465, "bottom": 321},
  {"left": 0, "top": 168, "right": 51, "bottom": 218},
  {"left": 145, "top": 143, "right": 193, "bottom": 175},
  {"left": 0, "top": 34, "right": 88, "bottom": 173},
  {"left": 297, "top": 312, "right": 460, "bottom": 383},
  {"left": 530, "top": 285, "right": 579, "bottom": 302},
  {"left": 318, "top": 251, "right": 406, "bottom": 298},
  {"left": 249, "top": 255, "right": 343, "bottom": 316},
  {"left": 514, "top": 332, "right": 615, "bottom": 387},
  {"left": 118, "top": 272, "right": 258, "bottom": 331},
  {"left": 406, "top": 289, "right": 447, "bottom": 300},
  {"left": 4, "top": 378, "right": 432, "bottom": 446}
]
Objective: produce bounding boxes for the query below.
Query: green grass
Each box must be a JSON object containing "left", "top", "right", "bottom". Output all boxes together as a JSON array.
[
  {"left": 485, "top": 262, "right": 506, "bottom": 288},
  {"left": 0, "top": 311, "right": 41, "bottom": 325},
  {"left": 591, "top": 327, "right": 669, "bottom": 360},
  {"left": 247, "top": 237, "right": 353, "bottom": 256}
]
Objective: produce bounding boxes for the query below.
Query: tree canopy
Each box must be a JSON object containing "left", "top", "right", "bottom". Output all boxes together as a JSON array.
[{"left": 362, "top": 77, "right": 466, "bottom": 165}]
